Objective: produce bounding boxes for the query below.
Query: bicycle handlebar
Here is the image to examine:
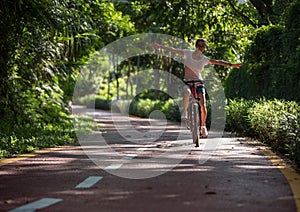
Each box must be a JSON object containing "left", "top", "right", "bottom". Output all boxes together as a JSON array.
[
  {"left": 184, "top": 79, "right": 204, "bottom": 84},
  {"left": 184, "top": 79, "right": 213, "bottom": 85}
]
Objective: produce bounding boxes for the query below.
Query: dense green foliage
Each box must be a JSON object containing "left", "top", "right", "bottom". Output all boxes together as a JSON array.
[
  {"left": 0, "top": 115, "right": 97, "bottom": 158},
  {"left": 226, "top": 98, "right": 300, "bottom": 166},
  {"left": 115, "top": 0, "right": 252, "bottom": 80},
  {"left": 0, "top": 0, "right": 134, "bottom": 157},
  {"left": 225, "top": 0, "right": 300, "bottom": 100}
]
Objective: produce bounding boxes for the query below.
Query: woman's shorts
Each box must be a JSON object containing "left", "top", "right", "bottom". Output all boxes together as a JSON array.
[
  {"left": 183, "top": 84, "right": 205, "bottom": 94},
  {"left": 196, "top": 85, "right": 205, "bottom": 94}
]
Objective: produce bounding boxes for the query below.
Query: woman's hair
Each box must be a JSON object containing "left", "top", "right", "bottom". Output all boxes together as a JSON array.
[{"left": 195, "top": 38, "right": 208, "bottom": 47}]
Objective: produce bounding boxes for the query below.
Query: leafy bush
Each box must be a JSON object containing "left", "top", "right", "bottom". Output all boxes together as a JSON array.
[
  {"left": 226, "top": 98, "right": 300, "bottom": 167},
  {"left": 74, "top": 94, "right": 111, "bottom": 110},
  {"left": 73, "top": 94, "right": 95, "bottom": 107},
  {"left": 95, "top": 98, "right": 111, "bottom": 110},
  {"left": 129, "top": 98, "right": 162, "bottom": 118},
  {"left": 0, "top": 124, "right": 74, "bottom": 158},
  {"left": 0, "top": 115, "right": 96, "bottom": 158},
  {"left": 110, "top": 100, "right": 131, "bottom": 114},
  {"left": 225, "top": 98, "right": 255, "bottom": 136},
  {"left": 248, "top": 99, "right": 299, "bottom": 154},
  {"left": 225, "top": 1, "right": 300, "bottom": 101},
  {"left": 161, "top": 98, "right": 181, "bottom": 122}
]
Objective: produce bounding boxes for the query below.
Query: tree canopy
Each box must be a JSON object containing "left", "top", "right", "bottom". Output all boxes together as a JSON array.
[
  {"left": 0, "top": 0, "right": 134, "bottom": 129},
  {"left": 0, "top": 0, "right": 299, "bottom": 134}
]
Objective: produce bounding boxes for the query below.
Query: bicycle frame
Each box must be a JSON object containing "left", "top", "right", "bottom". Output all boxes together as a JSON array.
[{"left": 184, "top": 79, "right": 203, "bottom": 147}]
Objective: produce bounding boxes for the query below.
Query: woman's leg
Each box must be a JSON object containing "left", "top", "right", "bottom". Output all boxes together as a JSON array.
[
  {"left": 198, "top": 93, "right": 206, "bottom": 127},
  {"left": 198, "top": 91, "right": 208, "bottom": 138},
  {"left": 181, "top": 90, "right": 190, "bottom": 120},
  {"left": 181, "top": 88, "right": 190, "bottom": 119}
]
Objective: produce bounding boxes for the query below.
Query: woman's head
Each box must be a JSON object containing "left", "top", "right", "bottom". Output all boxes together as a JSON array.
[{"left": 195, "top": 38, "right": 208, "bottom": 52}]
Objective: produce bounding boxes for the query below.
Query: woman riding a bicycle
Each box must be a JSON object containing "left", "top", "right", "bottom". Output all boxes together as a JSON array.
[{"left": 152, "top": 38, "right": 242, "bottom": 138}]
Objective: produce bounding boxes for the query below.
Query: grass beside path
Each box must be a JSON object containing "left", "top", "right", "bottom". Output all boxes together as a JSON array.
[{"left": 0, "top": 114, "right": 97, "bottom": 159}]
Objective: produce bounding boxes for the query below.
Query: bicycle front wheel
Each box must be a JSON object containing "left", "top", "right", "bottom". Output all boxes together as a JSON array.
[{"left": 191, "top": 103, "right": 200, "bottom": 147}]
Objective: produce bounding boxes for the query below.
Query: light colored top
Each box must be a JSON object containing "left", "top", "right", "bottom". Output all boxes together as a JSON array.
[{"left": 183, "top": 50, "right": 210, "bottom": 80}]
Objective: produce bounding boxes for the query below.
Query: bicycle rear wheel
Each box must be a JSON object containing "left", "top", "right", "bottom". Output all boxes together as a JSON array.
[{"left": 191, "top": 103, "right": 200, "bottom": 147}]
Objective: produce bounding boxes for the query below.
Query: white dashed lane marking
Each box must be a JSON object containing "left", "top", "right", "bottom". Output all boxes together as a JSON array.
[
  {"left": 8, "top": 198, "right": 62, "bottom": 212},
  {"left": 123, "top": 154, "right": 137, "bottom": 160},
  {"left": 104, "top": 163, "right": 123, "bottom": 170},
  {"left": 75, "top": 176, "right": 103, "bottom": 189},
  {"left": 104, "top": 154, "right": 137, "bottom": 171},
  {"left": 137, "top": 147, "right": 148, "bottom": 151}
]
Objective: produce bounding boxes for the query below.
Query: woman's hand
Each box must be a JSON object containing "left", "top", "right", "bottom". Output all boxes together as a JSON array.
[{"left": 232, "top": 63, "right": 243, "bottom": 69}]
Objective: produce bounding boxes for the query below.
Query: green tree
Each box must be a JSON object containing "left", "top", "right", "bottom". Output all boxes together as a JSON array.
[
  {"left": 115, "top": 0, "right": 252, "bottom": 81},
  {"left": 0, "top": 0, "right": 134, "bottom": 129},
  {"left": 225, "top": 0, "right": 300, "bottom": 101}
]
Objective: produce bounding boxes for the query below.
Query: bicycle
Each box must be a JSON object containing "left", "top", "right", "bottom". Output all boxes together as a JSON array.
[{"left": 183, "top": 79, "right": 207, "bottom": 147}]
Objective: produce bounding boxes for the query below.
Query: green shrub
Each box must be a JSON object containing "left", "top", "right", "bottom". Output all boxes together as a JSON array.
[
  {"left": 0, "top": 115, "right": 96, "bottom": 158},
  {"left": 110, "top": 100, "right": 131, "bottom": 114},
  {"left": 248, "top": 99, "right": 299, "bottom": 153},
  {"left": 225, "top": 98, "right": 255, "bottom": 136},
  {"left": 73, "top": 94, "right": 94, "bottom": 107},
  {"left": 95, "top": 98, "right": 111, "bottom": 110},
  {"left": 161, "top": 98, "right": 181, "bottom": 122},
  {"left": 0, "top": 125, "right": 74, "bottom": 158},
  {"left": 225, "top": 6, "right": 300, "bottom": 102},
  {"left": 129, "top": 98, "right": 162, "bottom": 118},
  {"left": 74, "top": 94, "right": 111, "bottom": 110},
  {"left": 226, "top": 98, "right": 300, "bottom": 166}
]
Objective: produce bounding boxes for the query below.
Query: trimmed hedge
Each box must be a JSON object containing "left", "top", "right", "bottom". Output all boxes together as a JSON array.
[
  {"left": 226, "top": 98, "right": 300, "bottom": 166},
  {"left": 225, "top": 98, "right": 255, "bottom": 136}
]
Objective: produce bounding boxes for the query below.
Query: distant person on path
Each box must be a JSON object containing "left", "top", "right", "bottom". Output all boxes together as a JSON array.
[{"left": 152, "top": 38, "right": 242, "bottom": 138}]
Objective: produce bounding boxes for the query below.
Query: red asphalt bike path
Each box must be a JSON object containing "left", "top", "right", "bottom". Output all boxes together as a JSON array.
[{"left": 0, "top": 107, "right": 299, "bottom": 212}]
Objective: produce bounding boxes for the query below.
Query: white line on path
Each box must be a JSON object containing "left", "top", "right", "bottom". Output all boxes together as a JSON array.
[
  {"left": 137, "top": 147, "right": 148, "bottom": 152},
  {"left": 104, "top": 163, "right": 123, "bottom": 170},
  {"left": 104, "top": 154, "right": 137, "bottom": 171},
  {"left": 8, "top": 198, "right": 62, "bottom": 212},
  {"left": 123, "top": 154, "right": 137, "bottom": 160},
  {"left": 137, "top": 144, "right": 154, "bottom": 152},
  {"left": 75, "top": 176, "right": 103, "bottom": 189}
]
